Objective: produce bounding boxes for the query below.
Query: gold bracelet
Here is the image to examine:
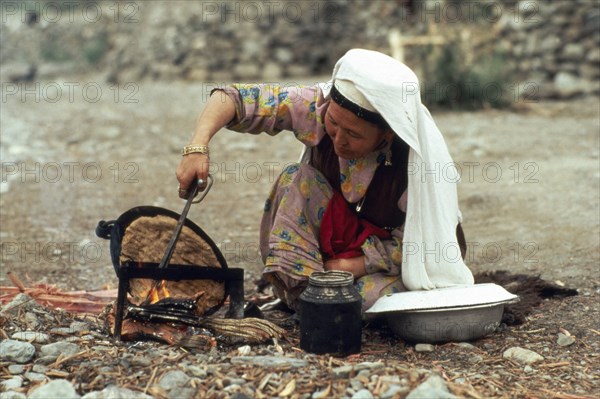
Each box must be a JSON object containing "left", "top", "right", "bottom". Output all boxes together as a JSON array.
[{"left": 182, "top": 145, "right": 209, "bottom": 156}]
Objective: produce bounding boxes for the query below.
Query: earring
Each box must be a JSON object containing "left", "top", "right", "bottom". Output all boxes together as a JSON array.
[{"left": 385, "top": 147, "right": 392, "bottom": 166}]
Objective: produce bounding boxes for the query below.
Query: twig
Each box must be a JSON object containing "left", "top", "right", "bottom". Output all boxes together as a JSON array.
[
  {"left": 7, "top": 272, "right": 26, "bottom": 292},
  {"left": 144, "top": 366, "right": 158, "bottom": 394},
  {"left": 540, "top": 362, "right": 571, "bottom": 368},
  {"left": 589, "top": 328, "right": 600, "bottom": 336},
  {"left": 49, "top": 349, "right": 89, "bottom": 368}
]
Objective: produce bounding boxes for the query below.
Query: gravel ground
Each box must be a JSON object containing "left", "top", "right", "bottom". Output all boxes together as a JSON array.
[{"left": 1, "top": 77, "right": 599, "bottom": 398}]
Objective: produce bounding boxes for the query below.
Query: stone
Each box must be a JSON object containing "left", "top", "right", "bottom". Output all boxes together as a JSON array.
[
  {"left": 557, "top": 333, "right": 576, "bottom": 347},
  {"left": 0, "top": 62, "right": 36, "bottom": 83},
  {"left": 262, "top": 62, "right": 283, "bottom": 79},
  {"left": 406, "top": 374, "right": 456, "bottom": 399},
  {"left": 32, "top": 364, "right": 48, "bottom": 373},
  {"left": 586, "top": 48, "right": 600, "bottom": 63},
  {"left": 1, "top": 376, "right": 23, "bottom": 390},
  {"left": 11, "top": 331, "right": 50, "bottom": 344},
  {"left": 29, "top": 379, "right": 80, "bottom": 399},
  {"left": 350, "top": 379, "right": 364, "bottom": 391},
  {"left": 381, "top": 385, "right": 409, "bottom": 399},
  {"left": 415, "top": 343, "right": 435, "bottom": 352},
  {"left": 185, "top": 365, "right": 207, "bottom": 378},
  {"left": 354, "top": 362, "right": 384, "bottom": 371},
  {"left": 186, "top": 67, "right": 209, "bottom": 81},
  {"left": 524, "top": 365, "right": 535, "bottom": 373},
  {"left": 1, "top": 294, "right": 37, "bottom": 314},
  {"left": 69, "top": 321, "right": 90, "bottom": 332},
  {"left": 81, "top": 385, "right": 154, "bottom": 399},
  {"left": 231, "top": 356, "right": 308, "bottom": 368},
  {"left": 25, "top": 312, "right": 40, "bottom": 329},
  {"left": 503, "top": 347, "right": 544, "bottom": 364},
  {"left": 553, "top": 72, "right": 586, "bottom": 98},
  {"left": 275, "top": 48, "right": 294, "bottom": 63},
  {"left": 0, "top": 339, "right": 36, "bottom": 364},
  {"left": 561, "top": 44, "right": 585, "bottom": 61},
  {"left": 40, "top": 341, "right": 81, "bottom": 360},
  {"left": 233, "top": 63, "right": 261, "bottom": 80},
  {"left": 158, "top": 370, "right": 191, "bottom": 391},
  {"left": 352, "top": 389, "right": 374, "bottom": 399},
  {"left": 540, "top": 35, "right": 561, "bottom": 53},
  {"left": 25, "top": 371, "right": 48, "bottom": 382},
  {"left": 8, "top": 364, "right": 25, "bottom": 374},
  {"left": 456, "top": 342, "right": 478, "bottom": 351},
  {"left": 332, "top": 365, "right": 354, "bottom": 378}
]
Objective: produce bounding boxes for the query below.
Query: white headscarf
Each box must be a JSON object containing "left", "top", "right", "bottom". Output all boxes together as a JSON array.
[{"left": 316, "top": 48, "right": 474, "bottom": 290}]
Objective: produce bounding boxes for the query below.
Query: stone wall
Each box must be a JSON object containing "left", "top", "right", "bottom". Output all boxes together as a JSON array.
[{"left": 1, "top": 0, "right": 598, "bottom": 99}]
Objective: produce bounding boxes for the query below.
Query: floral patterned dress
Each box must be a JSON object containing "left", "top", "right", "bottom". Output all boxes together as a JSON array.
[{"left": 219, "top": 84, "right": 407, "bottom": 311}]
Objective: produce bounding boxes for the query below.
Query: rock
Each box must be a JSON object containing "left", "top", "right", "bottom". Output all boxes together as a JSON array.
[
  {"left": 8, "top": 365, "right": 25, "bottom": 374},
  {"left": 561, "top": 44, "right": 585, "bottom": 61},
  {"left": 0, "top": 62, "right": 36, "bottom": 83},
  {"left": 0, "top": 339, "right": 36, "bottom": 363},
  {"left": 40, "top": 341, "right": 81, "bottom": 360},
  {"left": 69, "top": 321, "right": 90, "bottom": 333},
  {"left": 231, "top": 356, "right": 308, "bottom": 368},
  {"left": 1, "top": 376, "right": 23, "bottom": 390},
  {"left": 352, "top": 389, "right": 374, "bottom": 399},
  {"left": 11, "top": 331, "right": 50, "bottom": 344},
  {"left": 553, "top": 72, "right": 587, "bottom": 98},
  {"left": 24, "top": 371, "right": 48, "bottom": 382},
  {"left": 81, "top": 385, "right": 154, "bottom": 399},
  {"left": 1, "top": 294, "right": 40, "bottom": 315},
  {"left": 332, "top": 365, "right": 354, "bottom": 378},
  {"left": 415, "top": 343, "right": 434, "bottom": 353},
  {"left": 0, "top": 391, "right": 27, "bottom": 399},
  {"left": 32, "top": 364, "right": 48, "bottom": 373},
  {"left": 158, "top": 370, "right": 191, "bottom": 391},
  {"left": 355, "top": 362, "right": 384, "bottom": 371},
  {"left": 263, "top": 62, "right": 283, "bottom": 79},
  {"left": 586, "top": 48, "right": 600, "bottom": 63},
  {"left": 29, "top": 379, "right": 80, "bottom": 399},
  {"left": 350, "top": 379, "right": 364, "bottom": 391},
  {"left": 275, "top": 48, "right": 294, "bottom": 63},
  {"left": 25, "top": 312, "right": 40, "bottom": 329},
  {"left": 456, "top": 342, "right": 478, "bottom": 351},
  {"left": 557, "top": 333, "right": 576, "bottom": 347},
  {"left": 524, "top": 365, "right": 535, "bottom": 373},
  {"left": 381, "top": 385, "right": 409, "bottom": 399},
  {"left": 237, "top": 345, "right": 252, "bottom": 356},
  {"left": 503, "top": 347, "right": 544, "bottom": 364},
  {"left": 233, "top": 63, "right": 261, "bottom": 80},
  {"left": 185, "top": 365, "right": 207, "bottom": 378},
  {"left": 406, "top": 374, "right": 456, "bottom": 399}
]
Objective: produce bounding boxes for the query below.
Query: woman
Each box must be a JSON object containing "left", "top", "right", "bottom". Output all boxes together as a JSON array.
[{"left": 176, "top": 49, "right": 474, "bottom": 311}]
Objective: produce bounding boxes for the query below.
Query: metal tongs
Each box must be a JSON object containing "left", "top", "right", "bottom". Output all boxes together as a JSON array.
[{"left": 140, "top": 175, "right": 214, "bottom": 306}]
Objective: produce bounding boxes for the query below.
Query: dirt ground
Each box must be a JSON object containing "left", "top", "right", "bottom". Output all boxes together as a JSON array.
[{"left": 1, "top": 77, "right": 599, "bottom": 397}]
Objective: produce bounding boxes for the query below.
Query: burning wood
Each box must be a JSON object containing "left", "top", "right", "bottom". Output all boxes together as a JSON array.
[{"left": 119, "top": 215, "right": 227, "bottom": 316}]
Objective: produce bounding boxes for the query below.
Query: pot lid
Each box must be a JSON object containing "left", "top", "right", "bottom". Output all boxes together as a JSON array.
[{"left": 365, "top": 283, "right": 519, "bottom": 314}]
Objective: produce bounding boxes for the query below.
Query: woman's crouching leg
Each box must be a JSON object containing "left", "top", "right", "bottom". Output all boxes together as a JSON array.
[
  {"left": 263, "top": 272, "right": 308, "bottom": 311},
  {"left": 260, "top": 163, "right": 333, "bottom": 310}
]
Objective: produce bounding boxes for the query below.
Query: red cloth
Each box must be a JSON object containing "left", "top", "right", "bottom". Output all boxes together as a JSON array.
[{"left": 319, "top": 190, "right": 391, "bottom": 260}]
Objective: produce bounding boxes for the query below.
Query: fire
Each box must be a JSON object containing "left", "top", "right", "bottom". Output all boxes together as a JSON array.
[{"left": 148, "top": 280, "right": 171, "bottom": 304}]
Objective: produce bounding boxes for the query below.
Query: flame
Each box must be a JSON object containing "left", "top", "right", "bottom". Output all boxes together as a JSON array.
[{"left": 148, "top": 280, "right": 171, "bottom": 304}]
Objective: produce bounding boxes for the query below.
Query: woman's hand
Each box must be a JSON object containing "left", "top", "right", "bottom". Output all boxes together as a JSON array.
[
  {"left": 324, "top": 256, "right": 366, "bottom": 279},
  {"left": 176, "top": 152, "right": 209, "bottom": 198}
]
